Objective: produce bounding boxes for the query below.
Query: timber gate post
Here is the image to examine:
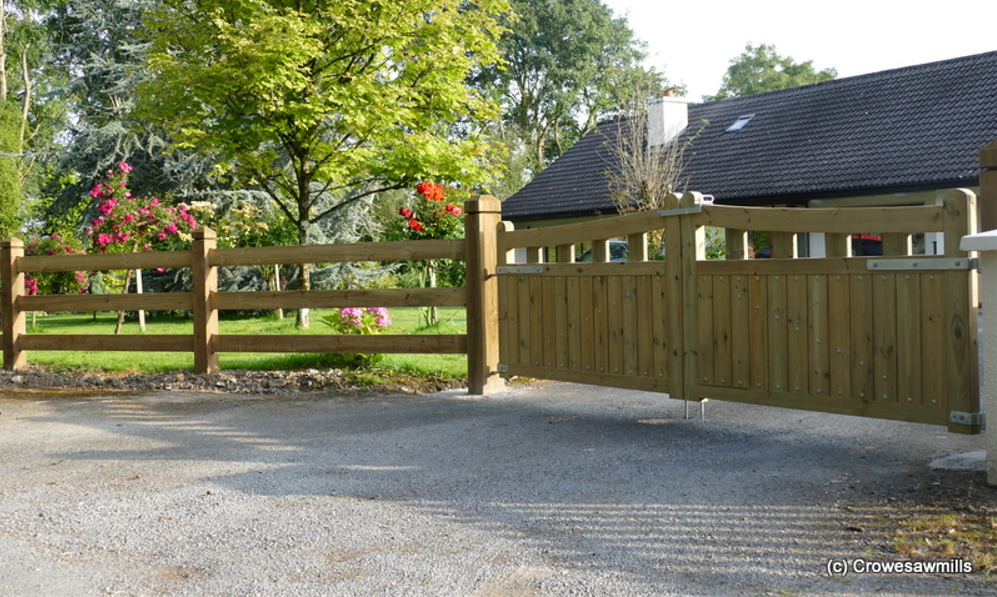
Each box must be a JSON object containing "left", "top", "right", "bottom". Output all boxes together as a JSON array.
[
  {"left": 942, "top": 190, "right": 980, "bottom": 433},
  {"left": 192, "top": 227, "right": 219, "bottom": 374},
  {"left": 1, "top": 237, "right": 26, "bottom": 369},
  {"left": 465, "top": 195, "right": 505, "bottom": 395}
]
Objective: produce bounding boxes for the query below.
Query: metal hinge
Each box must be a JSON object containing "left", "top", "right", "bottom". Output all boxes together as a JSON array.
[
  {"left": 496, "top": 265, "right": 545, "bottom": 275},
  {"left": 497, "top": 363, "right": 509, "bottom": 373},
  {"left": 867, "top": 257, "right": 978, "bottom": 272},
  {"left": 950, "top": 411, "right": 986, "bottom": 429}
]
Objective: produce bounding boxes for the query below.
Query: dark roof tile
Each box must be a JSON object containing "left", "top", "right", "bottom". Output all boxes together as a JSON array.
[{"left": 503, "top": 51, "right": 997, "bottom": 218}]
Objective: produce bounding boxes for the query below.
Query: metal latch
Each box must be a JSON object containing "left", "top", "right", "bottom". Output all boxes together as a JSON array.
[
  {"left": 657, "top": 205, "right": 704, "bottom": 217},
  {"left": 497, "top": 363, "right": 509, "bottom": 373},
  {"left": 867, "top": 257, "right": 978, "bottom": 271},
  {"left": 496, "top": 265, "right": 545, "bottom": 275},
  {"left": 950, "top": 411, "right": 986, "bottom": 429}
]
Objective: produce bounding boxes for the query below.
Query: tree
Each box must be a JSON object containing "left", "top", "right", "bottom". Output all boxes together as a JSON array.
[
  {"left": 477, "top": 0, "right": 670, "bottom": 179},
  {"left": 139, "top": 0, "right": 508, "bottom": 328},
  {"left": 2, "top": 0, "right": 68, "bottom": 229},
  {"left": 710, "top": 43, "right": 836, "bottom": 100},
  {"left": 45, "top": 0, "right": 237, "bottom": 229}
]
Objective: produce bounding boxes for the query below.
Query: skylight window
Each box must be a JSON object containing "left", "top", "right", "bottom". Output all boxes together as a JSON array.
[{"left": 725, "top": 114, "right": 755, "bottom": 134}]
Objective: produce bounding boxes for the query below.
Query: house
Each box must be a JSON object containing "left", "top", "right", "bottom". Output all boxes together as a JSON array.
[{"left": 500, "top": 51, "right": 997, "bottom": 254}]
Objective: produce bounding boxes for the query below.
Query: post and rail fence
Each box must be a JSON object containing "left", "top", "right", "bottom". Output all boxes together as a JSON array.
[{"left": 0, "top": 196, "right": 506, "bottom": 395}]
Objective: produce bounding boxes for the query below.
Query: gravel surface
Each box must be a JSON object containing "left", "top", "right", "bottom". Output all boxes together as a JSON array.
[{"left": 0, "top": 380, "right": 993, "bottom": 596}]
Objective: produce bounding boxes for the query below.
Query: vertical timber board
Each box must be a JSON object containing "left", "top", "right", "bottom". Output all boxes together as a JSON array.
[
  {"left": 594, "top": 275, "right": 609, "bottom": 374},
  {"left": 628, "top": 233, "right": 648, "bottom": 262},
  {"left": 896, "top": 273, "right": 923, "bottom": 408},
  {"left": 872, "top": 273, "right": 899, "bottom": 405},
  {"left": 566, "top": 275, "right": 582, "bottom": 369},
  {"left": 663, "top": 193, "right": 685, "bottom": 399},
  {"left": 942, "top": 189, "right": 980, "bottom": 433},
  {"left": 652, "top": 274, "right": 669, "bottom": 382},
  {"left": 786, "top": 274, "right": 809, "bottom": 395},
  {"left": 825, "top": 233, "right": 851, "bottom": 258},
  {"left": 850, "top": 273, "right": 875, "bottom": 403},
  {"left": 768, "top": 274, "right": 789, "bottom": 393},
  {"left": 748, "top": 274, "right": 769, "bottom": 391},
  {"left": 607, "top": 275, "right": 625, "bottom": 375},
  {"left": 517, "top": 276, "right": 532, "bottom": 366},
  {"left": 636, "top": 276, "right": 654, "bottom": 378},
  {"left": 580, "top": 275, "right": 595, "bottom": 372},
  {"left": 882, "top": 233, "right": 912, "bottom": 256},
  {"left": 697, "top": 274, "right": 715, "bottom": 386},
  {"left": 827, "top": 273, "right": 852, "bottom": 400},
  {"left": 554, "top": 275, "right": 569, "bottom": 369},
  {"left": 725, "top": 229, "right": 749, "bottom": 260},
  {"left": 622, "top": 275, "right": 640, "bottom": 376},
  {"left": 530, "top": 277, "right": 544, "bottom": 366},
  {"left": 497, "top": 222, "right": 515, "bottom": 370},
  {"left": 920, "top": 273, "right": 946, "bottom": 410},
  {"left": 771, "top": 232, "right": 798, "bottom": 259},
  {"left": 713, "top": 274, "right": 732, "bottom": 387},
  {"left": 540, "top": 275, "right": 556, "bottom": 367},
  {"left": 808, "top": 274, "right": 830, "bottom": 398},
  {"left": 498, "top": 272, "right": 514, "bottom": 369},
  {"left": 679, "top": 193, "right": 702, "bottom": 400},
  {"left": 730, "top": 274, "right": 752, "bottom": 390}
]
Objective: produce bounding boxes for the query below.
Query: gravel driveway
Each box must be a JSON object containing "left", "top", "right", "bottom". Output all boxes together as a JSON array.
[{"left": 0, "top": 382, "right": 991, "bottom": 596}]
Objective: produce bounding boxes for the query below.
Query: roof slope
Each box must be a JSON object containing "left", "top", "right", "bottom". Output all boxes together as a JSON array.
[{"left": 503, "top": 51, "right": 997, "bottom": 219}]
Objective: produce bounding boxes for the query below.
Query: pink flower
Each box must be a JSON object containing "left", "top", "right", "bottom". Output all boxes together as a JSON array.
[
  {"left": 97, "top": 233, "right": 113, "bottom": 246},
  {"left": 451, "top": 206, "right": 462, "bottom": 217},
  {"left": 117, "top": 161, "right": 133, "bottom": 173}
]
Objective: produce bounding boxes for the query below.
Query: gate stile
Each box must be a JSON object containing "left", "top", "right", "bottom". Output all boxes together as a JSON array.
[{"left": 496, "top": 190, "right": 981, "bottom": 434}]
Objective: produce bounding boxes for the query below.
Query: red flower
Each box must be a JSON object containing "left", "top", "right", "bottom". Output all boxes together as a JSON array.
[
  {"left": 416, "top": 181, "right": 445, "bottom": 202},
  {"left": 399, "top": 206, "right": 413, "bottom": 218},
  {"left": 408, "top": 218, "right": 424, "bottom": 232}
]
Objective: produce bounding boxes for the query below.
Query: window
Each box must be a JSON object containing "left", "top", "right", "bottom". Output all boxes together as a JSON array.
[{"left": 725, "top": 114, "right": 755, "bottom": 134}]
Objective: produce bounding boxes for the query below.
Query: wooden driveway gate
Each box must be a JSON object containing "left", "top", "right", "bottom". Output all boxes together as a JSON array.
[{"left": 496, "top": 191, "right": 982, "bottom": 434}]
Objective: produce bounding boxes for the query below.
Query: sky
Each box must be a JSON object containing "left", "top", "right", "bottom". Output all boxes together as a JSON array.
[{"left": 602, "top": 0, "right": 997, "bottom": 101}]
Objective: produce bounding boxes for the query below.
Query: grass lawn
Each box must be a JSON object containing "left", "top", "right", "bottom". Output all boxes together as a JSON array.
[{"left": 22, "top": 307, "right": 468, "bottom": 379}]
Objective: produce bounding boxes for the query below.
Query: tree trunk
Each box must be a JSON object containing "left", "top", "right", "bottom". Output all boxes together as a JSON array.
[
  {"left": 426, "top": 260, "right": 438, "bottom": 326},
  {"left": 114, "top": 269, "right": 134, "bottom": 335},
  {"left": 295, "top": 217, "right": 310, "bottom": 329}
]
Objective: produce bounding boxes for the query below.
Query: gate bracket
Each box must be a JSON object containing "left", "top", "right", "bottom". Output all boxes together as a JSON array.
[
  {"left": 867, "top": 257, "right": 979, "bottom": 271},
  {"left": 950, "top": 411, "right": 986, "bottom": 429},
  {"left": 497, "top": 363, "right": 509, "bottom": 373}
]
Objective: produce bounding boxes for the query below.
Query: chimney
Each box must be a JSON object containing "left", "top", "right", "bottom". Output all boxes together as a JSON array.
[{"left": 647, "top": 93, "right": 690, "bottom": 148}]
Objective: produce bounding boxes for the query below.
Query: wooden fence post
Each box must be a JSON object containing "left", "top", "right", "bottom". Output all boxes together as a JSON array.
[
  {"left": 1, "top": 237, "right": 26, "bottom": 369},
  {"left": 465, "top": 195, "right": 505, "bottom": 395},
  {"left": 192, "top": 227, "right": 219, "bottom": 374},
  {"left": 942, "top": 189, "right": 980, "bottom": 433}
]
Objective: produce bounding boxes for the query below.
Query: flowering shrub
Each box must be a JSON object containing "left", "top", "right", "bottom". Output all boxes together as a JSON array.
[
  {"left": 24, "top": 234, "right": 90, "bottom": 296},
  {"left": 86, "top": 162, "right": 198, "bottom": 254},
  {"left": 321, "top": 307, "right": 392, "bottom": 369},
  {"left": 396, "top": 181, "right": 464, "bottom": 240}
]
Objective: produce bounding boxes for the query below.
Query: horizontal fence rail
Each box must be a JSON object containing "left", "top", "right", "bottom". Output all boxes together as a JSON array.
[
  {"left": 0, "top": 197, "right": 505, "bottom": 395},
  {"left": 496, "top": 190, "right": 981, "bottom": 433}
]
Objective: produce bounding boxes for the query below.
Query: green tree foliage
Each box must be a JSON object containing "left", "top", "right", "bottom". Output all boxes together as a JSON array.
[
  {"left": 0, "top": 101, "right": 22, "bottom": 236},
  {"left": 710, "top": 43, "right": 837, "bottom": 100},
  {"left": 477, "top": 0, "right": 670, "bottom": 180},
  {"left": 2, "top": 0, "right": 67, "bottom": 220},
  {"left": 45, "top": 0, "right": 235, "bottom": 228},
  {"left": 138, "top": 0, "right": 509, "bottom": 327}
]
